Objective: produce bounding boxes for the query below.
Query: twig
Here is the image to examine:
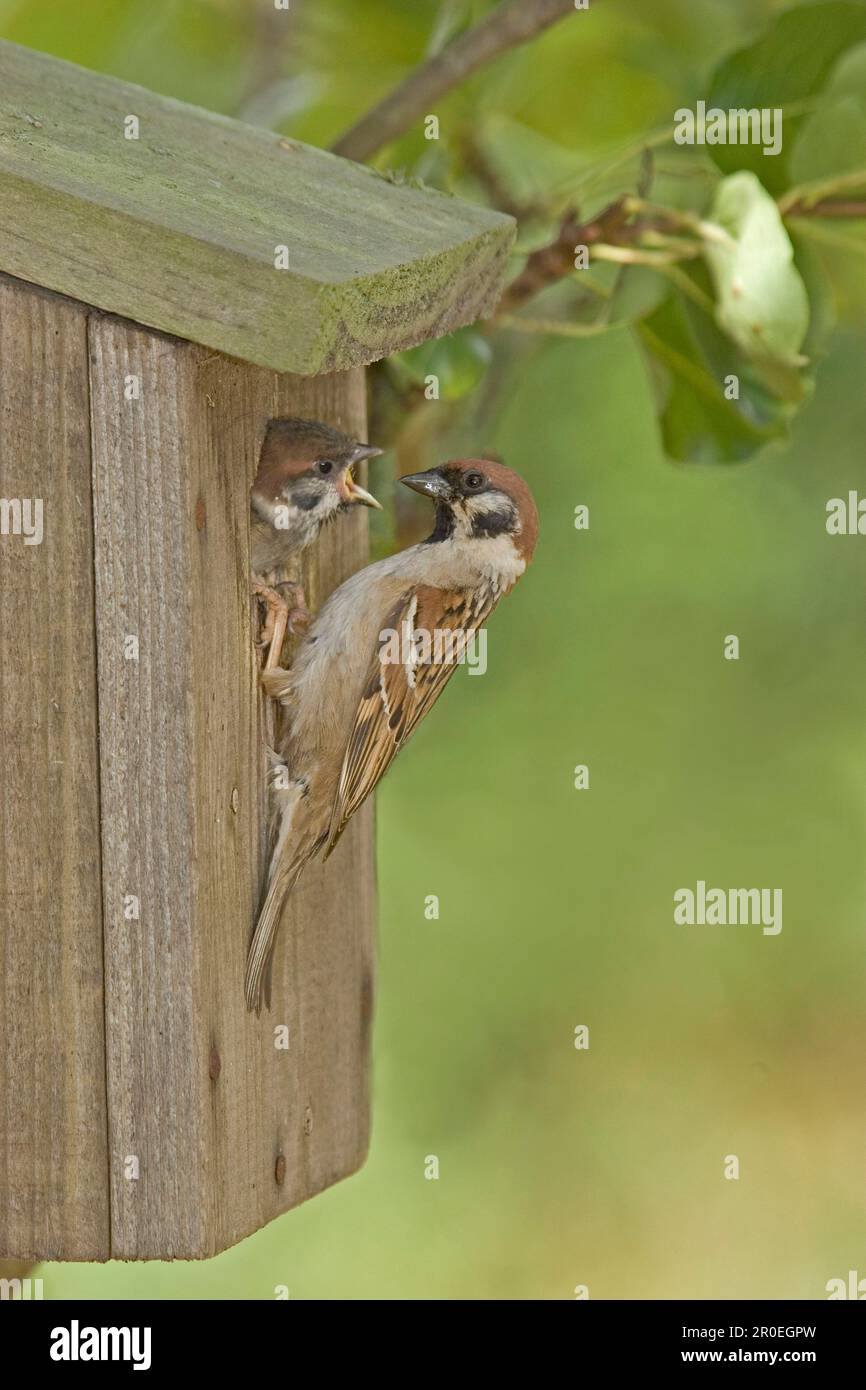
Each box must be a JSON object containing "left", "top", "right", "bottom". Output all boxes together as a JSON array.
[
  {"left": 624, "top": 196, "right": 734, "bottom": 246},
  {"left": 778, "top": 168, "right": 866, "bottom": 214},
  {"left": 592, "top": 243, "right": 701, "bottom": 266},
  {"left": 783, "top": 199, "right": 866, "bottom": 219},
  {"left": 237, "top": 2, "right": 297, "bottom": 120},
  {"left": 331, "top": 0, "right": 577, "bottom": 163},
  {"left": 496, "top": 200, "right": 630, "bottom": 315},
  {"left": 498, "top": 314, "right": 613, "bottom": 338}
]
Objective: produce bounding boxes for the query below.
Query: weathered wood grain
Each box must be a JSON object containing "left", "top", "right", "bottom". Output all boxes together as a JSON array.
[
  {"left": 0, "top": 275, "right": 109, "bottom": 1261},
  {"left": 89, "top": 314, "right": 375, "bottom": 1259},
  {"left": 0, "top": 40, "right": 515, "bottom": 375}
]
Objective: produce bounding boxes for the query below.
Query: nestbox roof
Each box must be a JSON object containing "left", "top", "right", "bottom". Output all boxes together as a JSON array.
[{"left": 0, "top": 40, "right": 515, "bottom": 374}]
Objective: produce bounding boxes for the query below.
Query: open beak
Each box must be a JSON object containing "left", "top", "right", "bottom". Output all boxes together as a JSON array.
[
  {"left": 343, "top": 449, "right": 383, "bottom": 509},
  {"left": 399, "top": 470, "right": 450, "bottom": 500}
]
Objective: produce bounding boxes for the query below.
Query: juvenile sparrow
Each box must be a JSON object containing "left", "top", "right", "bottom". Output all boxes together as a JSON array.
[
  {"left": 245, "top": 458, "right": 539, "bottom": 1012},
  {"left": 251, "top": 417, "right": 382, "bottom": 667}
]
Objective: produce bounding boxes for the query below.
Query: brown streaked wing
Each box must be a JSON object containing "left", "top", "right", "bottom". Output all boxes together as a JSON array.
[{"left": 325, "top": 584, "right": 499, "bottom": 854}]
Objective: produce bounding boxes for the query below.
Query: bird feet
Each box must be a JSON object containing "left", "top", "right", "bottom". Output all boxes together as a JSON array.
[
  {"left": 260, "top": 666, "right": 293, "bottom": 702},
  {"left": 253, "top": 577, "right": 309, "bottom": 670},
  {"left": 253, "top": 578, "right": 286, "bottom": 648},
  {"left": 284, "top": 583, "right": 311, "bottom": 636}
]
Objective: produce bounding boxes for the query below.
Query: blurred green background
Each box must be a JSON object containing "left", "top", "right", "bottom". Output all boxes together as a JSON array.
[{"left": 5, "top": 0, "right": 865, "bottom": 1298}]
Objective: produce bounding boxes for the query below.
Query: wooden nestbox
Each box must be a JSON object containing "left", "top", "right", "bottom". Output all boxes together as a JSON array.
[{"left": 0, "top": 40, "right": 513, "bottom": 1261}]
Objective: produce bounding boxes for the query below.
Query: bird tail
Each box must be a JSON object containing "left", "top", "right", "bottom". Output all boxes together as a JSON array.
[
  {"left": 246, "top": 760, "right": 310, "bottom": 1014},
  {"left": 245, "top": 857, "right": 305, "bottom": 1015}
]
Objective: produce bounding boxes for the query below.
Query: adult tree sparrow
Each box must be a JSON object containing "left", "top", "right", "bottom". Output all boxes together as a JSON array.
[
  {"left": 245, "top": 458, "right": 539, "bottom": 1012},
  {"left": 251, "top": 417, "right": 382, "bottom": 667}
]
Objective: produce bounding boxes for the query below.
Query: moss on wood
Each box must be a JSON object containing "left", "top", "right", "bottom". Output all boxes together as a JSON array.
[{"left": 0, "top": 41, "right": 515, "bottom": 373}]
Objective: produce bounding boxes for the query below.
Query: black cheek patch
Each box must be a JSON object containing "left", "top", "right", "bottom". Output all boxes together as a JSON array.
[
  {"left": 295, "top": 488, "right": 322, "bottom": 512},
  {"left": 470, "top": 507, "right": 515, "bottom": 539}
]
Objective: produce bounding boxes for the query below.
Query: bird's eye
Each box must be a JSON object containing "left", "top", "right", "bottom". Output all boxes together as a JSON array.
[
  {"left": 464, "top": 472, "right": 485, "bottom": 492},
  {"left": 315, "top": 459, "right": 335, "bottom": 476}
]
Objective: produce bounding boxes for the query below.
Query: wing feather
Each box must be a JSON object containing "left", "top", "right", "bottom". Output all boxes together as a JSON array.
[{"left": 325, "top": 583, "right": 499, "bottom": 854}]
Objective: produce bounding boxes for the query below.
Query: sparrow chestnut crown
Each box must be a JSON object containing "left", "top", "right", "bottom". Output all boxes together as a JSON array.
[
  {"left": 250, "top": 416, "right": 383, "bottom": 585},
  {"left": 254, "top": 417, "right": 383, "bottom": 511},
  {"left": 400, "top": 458, "right": 539, "bottom": 560}
]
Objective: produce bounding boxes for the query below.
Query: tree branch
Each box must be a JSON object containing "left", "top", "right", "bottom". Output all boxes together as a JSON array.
[
  {"left": 237, "top": 2, "right": 297, "bottom": 120},
  {"left": 783, "top": 199, "right": 866, "bottom": 219},
  {"left": 496, "top": 200, "right": 629, "bottom": 316},
  {"left": 331, "top": 0, "right": 578, "bottom": 163}
]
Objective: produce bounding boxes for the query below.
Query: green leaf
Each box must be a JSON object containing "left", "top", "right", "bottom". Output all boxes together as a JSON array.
[
  {"left": 424, "top": 0, "right": 482, "bottom": 58},
  {"left": 467, "top": 116, "right": 593, "bottom": 217},
  {"left": 637, "top": 288, "right": 800, "bottom": 465},
  {"left": 790, "top": 42, "right": 866, "bottom": 183},
  {"left": 706, "top": 1, "right": 866, "bottom": 193},
  {"left": 791, "top": 231, "right": 838, "bottom": 356},
  {"left": 789, "top": 216, "right": 866, "bottom": 324},
  {"left": 791, "top": 96, "right": 866, "bottom": 186},
  {"left": 704, "top": 172, "right": 810, "bottom": 366},
  {"left": 389, "top": 327, "right": 493, "bottom": 400},
  {"left": 606, "top": 266, "right": 671, "bottom": 326}
]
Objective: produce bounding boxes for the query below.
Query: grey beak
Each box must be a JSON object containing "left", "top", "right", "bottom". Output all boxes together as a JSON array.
[
  {"left": 350, "top": 443, "right": 384, "bottom": 464},
  {"left": 400, "top": 470, "right": 450, "bottom": 500}
]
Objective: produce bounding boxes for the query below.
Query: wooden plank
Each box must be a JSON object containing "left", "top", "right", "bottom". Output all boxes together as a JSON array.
[
  {"left": 0, "top": 275, "right": 109, "bottom": 1261},
  {"left": 89, "top": 313, "right": 375, "bottom": 1259},
  {"left": 0, "top": 39, "right": 515, "bottom": 375}
]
